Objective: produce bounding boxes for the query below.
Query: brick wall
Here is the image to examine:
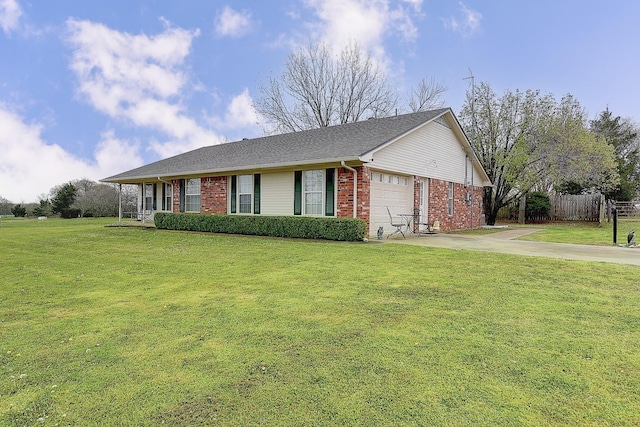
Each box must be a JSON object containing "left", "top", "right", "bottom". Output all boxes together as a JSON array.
[
  {"left": 201, "top": 176, "right": 228, "bottom": 214},
  {"left": 337, "top": 166, "right": 371, "bottom": 231},
  {"left": 428, "top": 178, "right": 483, "bottom": 232},
  {"left": 172, "top": 179, "right": 180, "bottom": 212}
]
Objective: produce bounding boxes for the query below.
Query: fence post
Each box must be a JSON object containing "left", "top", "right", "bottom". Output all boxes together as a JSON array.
[{"left": 613, "top": 207, "right": 617, "bottom": 245}]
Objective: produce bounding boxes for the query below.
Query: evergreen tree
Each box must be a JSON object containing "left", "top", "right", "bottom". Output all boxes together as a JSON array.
[
  {"left": 51, "top": 183, "right": 78, "bottom": 218},
  {"left": 590, "top": 109, "right": 640, "bottom": 201},
  {"left": 11, "top": 204, "right": 27, "bottom": 217}
]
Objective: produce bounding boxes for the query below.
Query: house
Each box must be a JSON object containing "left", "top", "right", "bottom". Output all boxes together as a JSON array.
[{"left": 102, "top": 108, "right": 492, "bottom": 237}]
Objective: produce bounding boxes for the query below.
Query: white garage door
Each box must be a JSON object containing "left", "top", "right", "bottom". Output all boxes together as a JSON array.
[{"left": 370, "top": 173, "right": 414, "bottom": 236}]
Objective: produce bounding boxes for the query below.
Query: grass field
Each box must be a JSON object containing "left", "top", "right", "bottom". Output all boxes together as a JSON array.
[
  {"left": 1, "top": 218, "right": 640, "bottom": 426},
  {"left": 506, "top": 218, "right": 640, "bottom": 246}
]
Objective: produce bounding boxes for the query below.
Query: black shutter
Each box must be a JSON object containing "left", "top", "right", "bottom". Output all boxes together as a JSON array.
[
  {"left": 179, "top": 179, "right": 185, "bottom": 212},
  {"left": 325, "top": 168, "right": 335, "bottom": 216},
  {"left": 161, "top": 183, "right": 166, "bottom": 211},
  {"left": 294, "top": 171, "right": 302, "bottom": 215},
  {"left": 254, "top": 174, "right": 261, "bottom": 214},
  {"left": 152, "top": 183, "right": 157, "bottom": 210},
  {"left": 230, "top": 175, "right": 237, "bottom": 213}
]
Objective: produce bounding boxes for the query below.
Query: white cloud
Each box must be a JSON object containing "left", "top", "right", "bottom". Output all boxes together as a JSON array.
[
  {"left": 443, "top": 2, "right": 482, "bottom": 36},
  {"left": 0, "top": 0, "right": 21, "bottom": 35},
  {"left": 65, "top": 18, "right": 224, "bottom": 158},
  {"left": 302, "top": 0, "right": 422, "bottom": 56},
  {"left": 215, "top": 6, "right": 252, "bottom": 38},
  {"left": 0, "top": 105, "right": 142, "bottom": 203},
  {"left": 94, "top": 130, "right": 144, "bottom": 177},
  {"left": 225, "top": 89, "right": 260, "bottom": 128}
]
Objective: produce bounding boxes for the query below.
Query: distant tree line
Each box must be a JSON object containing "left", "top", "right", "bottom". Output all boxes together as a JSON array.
[{"left": 1, "top": 180, "right": 137, "bottom": 218}]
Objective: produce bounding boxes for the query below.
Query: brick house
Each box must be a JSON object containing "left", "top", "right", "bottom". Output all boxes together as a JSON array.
[{"left": 102, "top": 108, "right": 492, "bottom": 236}]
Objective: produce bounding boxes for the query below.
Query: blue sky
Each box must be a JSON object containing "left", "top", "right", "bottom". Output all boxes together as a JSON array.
[{"left": 1, "top": 0, "right": 639, "bottom": 203}]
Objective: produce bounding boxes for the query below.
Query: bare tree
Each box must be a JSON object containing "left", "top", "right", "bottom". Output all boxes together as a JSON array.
[
  {"left": 256, "top": 40, "right": 397, "bottom": 133},
  {"left": 0, "top": 196, "right": 13, "bottom": 215},
  {"left": 83, "top": 184, "right": 119, "bottom": 217},
  {"left": 408, "top": 77, "right": 448, "bottom": 112}
]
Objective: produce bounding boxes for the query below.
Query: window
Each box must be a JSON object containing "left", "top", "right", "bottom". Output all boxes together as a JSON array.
[
  {"left": 294, "top": 169, "right": 335, "bottom": 216},
  {"left": 304, "top": 170, "right": 323, "bottom": 215},
  {"left": 230, "top": 174, "right": 261, "bottom": 214},
  {"left": 185, "top": 178, "right": 201, "bottom": 212},
  {"left": 144, "top": 184, "right": 153, "bottom": 211},
  {"left": 238, "top": 175, "right": 252, "bottom": 213},
  {"left": 448, "top": 182, "right": 454, "bottom": 216},
  {"left": 372, "top": 172, "right": 383, "bottom": 182},
  {"left": 162, "top": 183, "right": 172, "bottom": 211}
]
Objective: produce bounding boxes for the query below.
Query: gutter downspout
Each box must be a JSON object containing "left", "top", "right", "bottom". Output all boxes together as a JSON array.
[
  {"left": 471, "top": 155, "right": 474, "bottom": 230},
  {"left": 341, "top": 161, "right": 358, "bottom": 218}
]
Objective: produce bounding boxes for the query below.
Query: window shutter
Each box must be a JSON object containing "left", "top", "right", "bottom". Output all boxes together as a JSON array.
[
  {"left": 294, "top": 171, "right": 302, "bottom": 215},
  {"left": 152, "top": 183, "right": 157, "bottom": 210},
  {"left": 230, "top": 175, "right": 237, "bottom": 213},
  {"left": 161, "top": 184, "right": 166, "bottom": 211},
  {"left": 325, "top": 168, "right": 335, "bottom": 216},
  {"left": 179, "top": 179, "right": 185, "bottom": 212},
  {"left": 253, "top": 174, "right": 261, "bottom": 214}
]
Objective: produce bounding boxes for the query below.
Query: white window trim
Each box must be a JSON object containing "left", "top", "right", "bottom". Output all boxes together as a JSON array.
[
  {"left": 164, "top": 183, "right": 172, "bottom": 212},
  {"left": 303, "top": 170, "right": 323, "bottom": 216},
  {"left": 237, "top": 174, "right": 254, "bottom": 214},
  {"left": 144, "top": 184, "right": 153, "bottom": 212},
  {"left": 185, "top": 178, "right": 201, "bottom": 213}
]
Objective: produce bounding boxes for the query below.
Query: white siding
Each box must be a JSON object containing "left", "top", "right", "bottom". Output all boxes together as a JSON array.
[
  {"left": 369, "top": 121, "right": 470, "bottom": 184},
  {"left": 261, "top": 172, "right": 294, "bottom": 215}
]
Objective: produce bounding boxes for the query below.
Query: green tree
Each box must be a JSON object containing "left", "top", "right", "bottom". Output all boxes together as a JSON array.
[
  {"left": 460, "top": 83, "right": 618, "bottom": 225},
  {"left": 11, "top": 204, "right": 26, "bottom": 217},
  {"left": 590, "top": 108, "right": 640, "bottom": 201},
  {"left": 51, "top": 183, "right": 78, "bottom": 218},
  {"left": 32, "top": 197, "right": 51, "bottom": 217}
]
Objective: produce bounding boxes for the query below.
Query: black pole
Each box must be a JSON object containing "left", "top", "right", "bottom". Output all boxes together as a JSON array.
[{"left": 613, "top": 207, "right": 618, "bottom": 245}]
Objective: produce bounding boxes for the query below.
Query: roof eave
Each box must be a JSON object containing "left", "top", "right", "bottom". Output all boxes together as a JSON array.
[{"left": 101, "top": 156, "right": 363, "bottom": 184}]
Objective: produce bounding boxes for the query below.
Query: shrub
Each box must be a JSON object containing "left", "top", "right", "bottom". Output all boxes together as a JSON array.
[
  {"left": 11, "top": 204, "right": 27, "bottom": 217},
  {"left": 525, "top": 192, "right": 551, "bottom": 221},
  {"left": 154, "top": 213, "right": 367, "bottom": 241}
]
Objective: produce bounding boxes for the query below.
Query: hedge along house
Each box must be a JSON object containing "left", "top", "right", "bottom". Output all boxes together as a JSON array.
[{"left": 102, "top": 108, "right": 491, "bottom": 237}]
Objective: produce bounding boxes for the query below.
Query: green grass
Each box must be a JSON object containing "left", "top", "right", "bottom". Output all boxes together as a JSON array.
[
  {"left": 2, "top": 218, "right": 640, "bottom": 426},
  {"left": 509, "top": 218, "right": 640, "bottom": 245}
]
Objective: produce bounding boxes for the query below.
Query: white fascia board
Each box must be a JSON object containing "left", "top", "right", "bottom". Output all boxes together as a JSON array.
[{"left": 101, "top": 156, "right": 362, "bottom": 184}]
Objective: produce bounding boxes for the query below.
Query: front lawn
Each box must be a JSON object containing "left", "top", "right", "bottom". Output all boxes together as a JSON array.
[
  {"left": 1, "top": 218, "right": 639, "bottom": 426},
  {"left": 510, "top": 218, "right": 640, "bottom": 246}
]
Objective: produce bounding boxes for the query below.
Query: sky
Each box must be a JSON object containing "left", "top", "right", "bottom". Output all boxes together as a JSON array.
[{"left": 1, "top": 0, "right": 640, "bottom": 203}]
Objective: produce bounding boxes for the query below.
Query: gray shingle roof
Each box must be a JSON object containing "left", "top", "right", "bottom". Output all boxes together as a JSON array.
[{"left": 102, "top": 108, "right": 450, "bottom": 183}]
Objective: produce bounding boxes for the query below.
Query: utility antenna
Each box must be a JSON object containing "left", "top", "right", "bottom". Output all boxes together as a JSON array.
[
  {"left": 463, "top": 68, "right": 475, "bottom": 138},
  {"left": 463, "top": 68, "right": 476, "bottom": 229}
]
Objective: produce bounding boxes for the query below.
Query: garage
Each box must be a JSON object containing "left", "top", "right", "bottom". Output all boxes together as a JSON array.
[{"left": 369, "top": 172, "right": 415, "bottom": 237}]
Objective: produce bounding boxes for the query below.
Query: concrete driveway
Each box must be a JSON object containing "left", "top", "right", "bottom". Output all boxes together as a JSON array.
[{"left": 384, "top": 228, "right": 640, "bottom": 266}]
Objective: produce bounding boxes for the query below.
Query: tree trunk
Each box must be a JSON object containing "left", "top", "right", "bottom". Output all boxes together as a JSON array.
[
  {"left": 518, "top": 194, "right": 526, "bottom": 224},
  {"left": 483, "top": 187, "right": 498, "bottom": 225}
]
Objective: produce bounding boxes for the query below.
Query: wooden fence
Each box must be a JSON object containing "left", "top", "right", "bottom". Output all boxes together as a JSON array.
[
  {"left": 497, "top": 193, "right": 605, "bottom": 222},
  {"left": 611, "top": 200, "right": 640, "bottom": 217}
]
